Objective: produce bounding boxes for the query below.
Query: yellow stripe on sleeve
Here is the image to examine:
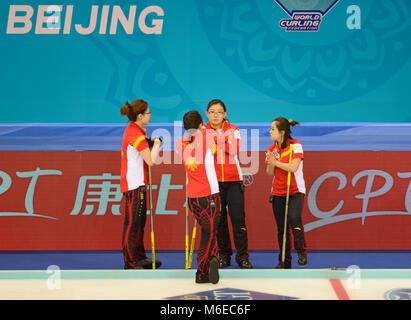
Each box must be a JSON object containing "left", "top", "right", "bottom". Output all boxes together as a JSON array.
[{"left": 133, "top": 135, "right": 146, "bottom": 149}]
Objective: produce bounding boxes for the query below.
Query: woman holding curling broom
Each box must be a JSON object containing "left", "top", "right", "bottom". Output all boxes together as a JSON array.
[
  {"left": 203, "top": 99, "right": 252, "bottom": 269},
  {"left": 265, "top": 117, "right": 307, "bottom": 269},
  {"left": 119, "top": 99, "right": 162, "bottom": 269},
  {"left": 176, "top": 110, "right": 221, "bottom": 284}
]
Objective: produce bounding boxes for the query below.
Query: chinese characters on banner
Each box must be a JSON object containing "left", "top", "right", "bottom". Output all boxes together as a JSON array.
[{"left": 0, "top": 151, "right": 410, "bottom": 250}]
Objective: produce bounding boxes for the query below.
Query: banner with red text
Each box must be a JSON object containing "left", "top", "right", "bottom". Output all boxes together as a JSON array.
[{"left": 1, "top": 151, "right": 410, "bottom": 250}]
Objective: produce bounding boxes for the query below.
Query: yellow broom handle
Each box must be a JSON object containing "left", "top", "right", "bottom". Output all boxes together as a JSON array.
[
  {"left": 149, "top": 166, "right": 155, "bottom": 269},
  {"left": 281, "top": 144, "right": 293, "bottom": 264}
]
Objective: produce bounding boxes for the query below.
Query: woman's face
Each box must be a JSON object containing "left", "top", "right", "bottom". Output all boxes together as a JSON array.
[
  {"left": 140, "top": 107, "right": 152, "bottom": 126},
  {"left": 206, "top": 103, "right": 227, "bottom": 128},
  {"left": 270, "top": 121, "right": 283, "bottom": 142}
]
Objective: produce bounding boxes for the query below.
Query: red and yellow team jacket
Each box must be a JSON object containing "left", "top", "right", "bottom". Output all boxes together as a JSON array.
[
  {"left": 266, "top": 139, "right": 306, "bottom": 196},
  {"left": 203, "top": 122, "right": 243, "bottom": 182},
  {"left": 120, "top": 122, "right": 149, "bottom": 193},
  {"left": 175, "top": 129, "right": 219, "bottom": 198}
]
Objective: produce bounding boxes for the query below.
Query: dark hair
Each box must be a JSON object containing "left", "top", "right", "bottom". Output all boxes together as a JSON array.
[
  {"left": 120, "top": 99, "right": 148, "bottom": 122},
  {"left": 183, "top": 110, "right": 203, "bottom": 142},
  {"left": 207, "top": 99, "right": 226, "bottom": 112},
  {"left": 273, "top": 117, "right": 300, "bottom": 149},
  {"left": 207, "top": 99, "right": 228, "bottom": 122}
]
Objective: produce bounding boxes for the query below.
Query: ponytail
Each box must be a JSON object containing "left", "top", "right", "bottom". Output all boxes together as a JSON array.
[
  {"left": 120, "top": 101, "right": 130, "bottom": 118},
  {"left": 273, "top": 117, "right": 300, "bottom": 149},
  {"left": 288, "top": 119, "right": 300, "bottom": 127},
  {"left": 120, "top": 99, "right": 148, "bottom": 122},
  {"left": 186, "top": 129, "right": 196, "bottom": 143}
]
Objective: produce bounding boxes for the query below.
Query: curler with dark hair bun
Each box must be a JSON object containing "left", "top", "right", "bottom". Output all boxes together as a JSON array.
[
  {"left": 273, "top": 117, "right": 300, "bottom": 149},
  {"left": 183, "top": 110, "right": 203, "bottom": 143},
  {"left": 120, "top": 99, "right": 148, "bottom": 122}
]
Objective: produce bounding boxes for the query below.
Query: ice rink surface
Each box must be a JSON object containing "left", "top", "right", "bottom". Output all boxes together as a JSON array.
[{"left": 1, "top": 269, "right": 410, "bottom": 300}]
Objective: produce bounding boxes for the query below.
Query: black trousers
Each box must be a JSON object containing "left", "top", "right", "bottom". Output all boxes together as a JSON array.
[
  {"left": 217, "top": 181, "right": 249, "bottom": 263},
  {"left": 271, "top": 192, "right": 307, "bottom": 266},
  {"left": 188, "top": 193, "right": 221, "bottom": 281},
  {"left": 121, "top": 186, "right": 147, "bottom": 269}
]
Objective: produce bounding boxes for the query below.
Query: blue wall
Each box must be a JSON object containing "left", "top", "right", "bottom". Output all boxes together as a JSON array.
[{"left": 1, "top": 0, "right": 410, "bottom": 123}]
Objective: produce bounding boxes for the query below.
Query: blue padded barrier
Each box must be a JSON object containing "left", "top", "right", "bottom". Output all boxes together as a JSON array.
[{"left": 0, "top": 122, "right": 410, "bottom": 151}]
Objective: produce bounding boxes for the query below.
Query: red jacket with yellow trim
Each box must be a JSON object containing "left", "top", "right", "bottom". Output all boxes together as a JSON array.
[
  {"left": 203, "top": 122, "right": 243, "bottom": 182},
  {"left": 120, "top": 122, "right": 149, "bottom": 192},
  {"left": 265, "top": 138, "right": 306, "bottom": 196}
]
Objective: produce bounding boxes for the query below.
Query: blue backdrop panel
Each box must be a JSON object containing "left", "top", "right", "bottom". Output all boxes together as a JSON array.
[{"left": 1, "top": 0, "right": 411, "bottom": 123}]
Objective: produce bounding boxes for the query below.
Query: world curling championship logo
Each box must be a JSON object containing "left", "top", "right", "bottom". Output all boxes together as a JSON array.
[{"left": 274, "top": 0, "right": 341, "bottom": 31}]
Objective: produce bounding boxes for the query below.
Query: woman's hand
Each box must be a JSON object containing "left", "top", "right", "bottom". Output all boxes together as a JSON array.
[{"left": 266, "top": 152, "right": 277, "bottom": 167}]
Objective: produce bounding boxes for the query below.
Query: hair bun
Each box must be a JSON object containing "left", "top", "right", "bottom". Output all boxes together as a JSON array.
[{"left": 289, "top": 119, "right": 300, "bottom": 126}]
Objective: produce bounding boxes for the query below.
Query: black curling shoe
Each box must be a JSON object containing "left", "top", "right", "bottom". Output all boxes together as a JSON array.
[
  {"left": 137, "top": 258, "right": 162, "bottom": 269},
  {"left": 297, "top": 253, "right": 307, "bottom": 267},
  {"left": 195, "top": 272, "right": 210, "bottom": 284},
  {"left": 208, "top": 257, "right": 220, "bottom": 284},
  {"left": 274, "top": 262, "right": 291, "bottom": 269},
  {"left": 238, "top": 259, "right": 253, "bottom": 269},
  {"left": 219, "top": 257, "right": 231, "bottom": 268}
]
